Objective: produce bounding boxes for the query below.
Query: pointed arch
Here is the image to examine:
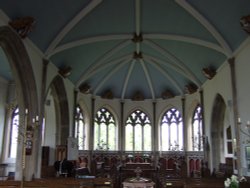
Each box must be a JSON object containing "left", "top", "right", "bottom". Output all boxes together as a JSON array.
[
  {"left": 47, "top": 75, "right": 70, "bottom": 145},
  {"left": 210, "top": 94, "right": 226, "bottom": 171},
  {"left": 159, "top": 107, "right": 183, "bottom": 151},
  {"left": 0, "top": 26, "right": 38, "bottom": 118},
  {"left": 0, "top": 26, "right": 39, "bottom": 180},
  {"left": 192, "top": 104, "right": 203, "bottom": 151},
  {"left": 94, "top": 106, "right": 117, "bottom": 150},
  {"left": 77, "top": 99, "right": 91, "bottom": 150},
  {"left": 125, "top": 109, "right": 152, "bottom": 151}
]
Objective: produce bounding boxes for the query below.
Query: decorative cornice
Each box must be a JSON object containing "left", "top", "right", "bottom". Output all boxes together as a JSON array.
[
  {"left": 202, "top": 66, "right": 216, "bottom": 80},
  {"left": 240, "top": 14, "right": 250, "bottom": 34},
  {"left": 184, "top": 83, "right": 198, "bottom": 94},
  {"left": 9, "top": 16, "right": 36, "bottom": 38},
  {"left": 132, "top": 91, "right": 144, "bottom": 101},
  {"left": 79, "top": 83, "right": 91, "bottom": 94},
  {"left": 58, "top": 66, "right": 72, "bottom": 78}
]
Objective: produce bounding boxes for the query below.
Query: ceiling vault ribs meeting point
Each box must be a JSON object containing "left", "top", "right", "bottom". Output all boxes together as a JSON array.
[
  {"left": 54, "top": 0, "right": 222, "bottom": 99},
  {"left": 45, "top": 0, "right": 103, "bottom": 57},
  {"left": 47, "top": 33, "right": 228, "bottom": 59},
  {"left": 175, "top": 0, "right": 233, "bottom": 56},
  {"left": 5, "top": 0, "right": 242, "bottom": 99}
]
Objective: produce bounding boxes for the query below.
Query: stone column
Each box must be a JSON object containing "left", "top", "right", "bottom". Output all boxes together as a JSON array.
[
  {"left": 34, "top": 58, "right": 49, "bottom": 179},
  {"left": 228, "top": 57, "right": 242, "bottom": 176}
]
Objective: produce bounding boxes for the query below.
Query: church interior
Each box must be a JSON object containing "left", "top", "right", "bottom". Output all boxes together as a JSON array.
[{"left": 1, "top": 0, "right": 250, "bottom": 187}]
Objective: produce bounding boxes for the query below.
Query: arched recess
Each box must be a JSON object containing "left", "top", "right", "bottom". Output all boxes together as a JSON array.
[
  {"left": 77, "top": 99, "right": 91, "bottom": 150},
  {"left": 0, "top": 26, "right": 38, "bottom": 180},
  {"left": 186, "top": 100, "right": 200, "bottom": 151},
  {"left": 47, "top": 75, "right": 70, "bottom": 145},
  {"left": 210, "top": 94, "right": 226, "bottom": 171}
]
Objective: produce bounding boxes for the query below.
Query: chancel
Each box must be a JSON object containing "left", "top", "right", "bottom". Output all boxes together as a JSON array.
[{"left": 0, "top": 1, "right": 250, "bottom": 188}]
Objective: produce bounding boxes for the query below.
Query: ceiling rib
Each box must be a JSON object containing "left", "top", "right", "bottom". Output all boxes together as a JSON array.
[
  {"left": 144, "top": 34, "right": 229, "bottom": 57},
  {"left": 48, "top": 33, "right": 228, "bottom": 58},
  {"left": 80, "top": 54, "right": 133, "bottom": 84},
  {"left": 121, "top": 59, "right": 136, "bottom": 99},
  {"left": 76, "top": 40, "right": 132, "bottom": 87},
  {"left": 144, "top": 54, "right": 201, "bottom": 87},
  {"left": 93, "top": 58, "right": 131, "bottom": 95},
  {"left": 135, "top": 0, "right": 141, "bottom": 54},
  {"left": 144, "top": 40, "right": 201, "bottom": 86},
  {"left": 145, "top": 57, "right": 183, "bottom": 95},
  {"left": 47, "top": 34, "right": 132, "bottom": 58},
  {"left": 45, "top": 0, "right": 103, "bottom": 57},
  {"left": 140, "top": 59, "right": 155, "bottom": 99},
  {"left": 175, "top": 0, "right": 232, "bottom": 56}
]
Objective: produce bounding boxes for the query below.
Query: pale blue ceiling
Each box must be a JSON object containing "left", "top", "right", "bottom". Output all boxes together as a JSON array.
[{"left": 0, "top": 0, "right": 249, "bottom": 99}]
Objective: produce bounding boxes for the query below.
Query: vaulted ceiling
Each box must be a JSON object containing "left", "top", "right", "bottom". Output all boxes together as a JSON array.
[{"left": 0, "top": 0, "right": 249, "bottom": 100}]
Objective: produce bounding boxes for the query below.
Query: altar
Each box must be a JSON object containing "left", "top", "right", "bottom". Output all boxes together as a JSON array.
[
  {"left": 121, "top": 163, "right": 156, "bottom": 182},
  {"left": 123, "top": 180, "right": 155, "bottom": 188},
  {"left": 122, "top": 167, "right": 155, "bottom": 188}
]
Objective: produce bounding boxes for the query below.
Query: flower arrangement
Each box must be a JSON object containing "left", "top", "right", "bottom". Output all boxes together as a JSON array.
[{"left": 224, "top": 175, "right": 239, "bottom": 188}]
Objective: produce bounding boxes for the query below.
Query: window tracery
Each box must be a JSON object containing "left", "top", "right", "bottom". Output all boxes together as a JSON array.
[
  {"left": 160, "top": 108, "right": 183, "bottom": 151},
  {"left": 125, "top": 109, "right": 151, "bottom": 151}
]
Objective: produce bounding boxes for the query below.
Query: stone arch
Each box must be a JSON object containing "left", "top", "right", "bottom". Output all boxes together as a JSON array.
[
  {"left": 0, "top": 26, "right": 38, "bottom": 180},
  {"left": 0, "top": 26, "right": 38, "bottom": 117},
  {"left": 77, "top": 99, "right": 91, "bottom": 150},
  {"left": 186, "top": 100, "right": 200, "bottom": 151},
  {"left": 210, "top": 94, "right": 226, "bottom": 172},
  {"left": 48, "top": 75, "right": 70, "bottom": 145}
]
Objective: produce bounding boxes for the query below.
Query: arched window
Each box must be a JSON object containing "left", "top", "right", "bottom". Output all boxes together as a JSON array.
[
  {"left": 94, "top": 107, "right": 116, "bottom": 150},
  {"left": 192, "top": 105, "right": 203, "bottom": 151},
  {"left": 160, "top": 108, "right": 183, "bottom": 151},
  {"left": 74, "top": 105, "right": 86, "bottom": 150},
  {"left": 125, "top": 109, "right": 151, "bottom": 151},
  {"left": 9, "top": 106, "right": 19, "bottom": 158}
]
